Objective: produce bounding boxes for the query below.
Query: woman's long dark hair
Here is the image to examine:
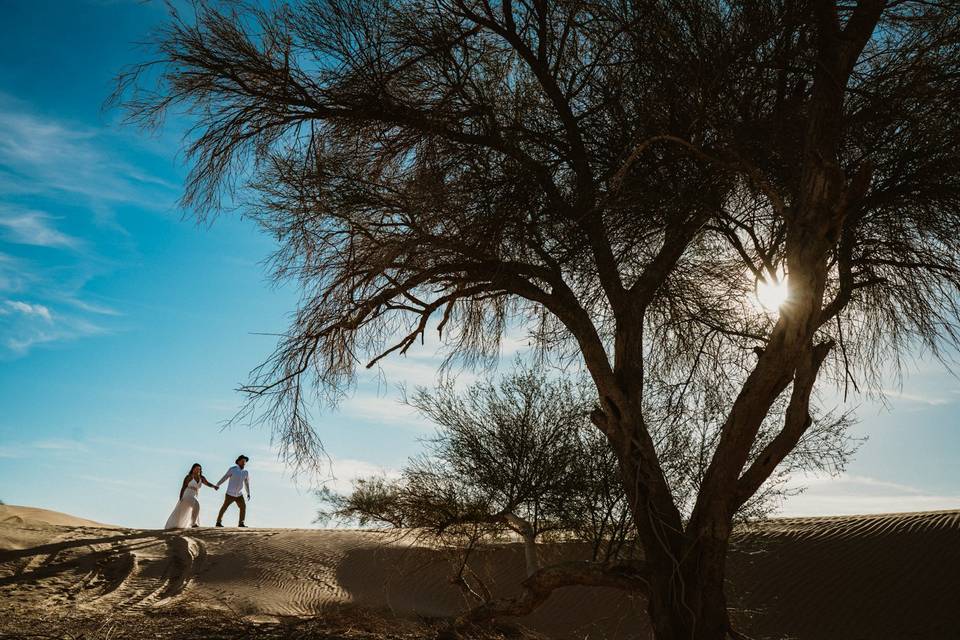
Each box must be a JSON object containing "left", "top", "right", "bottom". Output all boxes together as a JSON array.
[{"left": 185, "top": 463, "right": 202, "bottom": 483}]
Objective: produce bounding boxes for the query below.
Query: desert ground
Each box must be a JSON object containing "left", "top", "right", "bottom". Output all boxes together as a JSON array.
[{"left": 2, "top": 504, "right": 959, "bottom": 639}]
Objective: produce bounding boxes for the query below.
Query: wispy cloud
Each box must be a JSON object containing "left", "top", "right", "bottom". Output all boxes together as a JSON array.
[
  {"left": 0, "top": 97, "right": 180, "bottom": 357},
  {"left": 62, "top": 297, "right": 122, "bottom": 317},
  {"left": 0, "top": 252, "right": 29, "bottom": 294},
  {"left": 782, "top": 473, "right": 960, "bottom": 516},
  {"left": 0, "top": 207, "right": 81, "bottom": 248},
  {"left": 30, "top": 438, "right": 90, "bottom": 452},
  {"left": 0, "top": 99, "right": 177, "bottom": 214},
  {"left": 320, "top": 457, "right": 401, "bottom": 494},
  {"left": 371, "top": 354, "right": 477, "bottom": 390},
  {"left": 0, "top": 438, "right": 92, "bottom": 459},
  {"left": 87, "top": 436, "right": 198, "bottom": 460},
  {"left": 5, "top": 300, "right": 53, "bottom": 322},
  {"left": 238, "top": 444, "right": 400, "bottom": 492},
  {"left": 339, "top": 393, "right": 430, "bottom": 430},
  {"left": 1, "top": 305, "right": 108, "bottom": 356},
  {"left": 74, "top": 474, "right": 141, "bottom": 491},
  {"left": 881, "top": 388, "right": 953, "bottom": 407}
]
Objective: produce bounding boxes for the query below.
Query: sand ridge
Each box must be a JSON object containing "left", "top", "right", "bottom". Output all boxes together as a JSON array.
[
  {"left": 0, "top": 505, "right": 114, "bottom": 530},
  {"left": 3, "top": 505, "right": 960, "bottom": 639},
  {"left": 726, "top": 509, "right": 960, "bottom": 639}
]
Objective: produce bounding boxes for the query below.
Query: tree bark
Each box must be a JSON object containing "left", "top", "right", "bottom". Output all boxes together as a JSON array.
[
  {"left": 646, "top": 543, "right": 732, "bottom": 640},
  {"left": 502, "top": 513, "right": 539, "bottom": 577},
  {"left": 613, "top": 429, "right": 735, "bottom": 640}
]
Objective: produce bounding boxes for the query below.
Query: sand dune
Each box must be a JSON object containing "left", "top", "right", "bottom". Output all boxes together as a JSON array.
[
  {"left": 0, "top": 504, "right": 113, "bottom": 532},
  {"left": 728, "top": 509, "right": 960, "bottom": 639},
  {"left": 2, "top": 504, "right": 959, "bottom": 639},
  {"left": 0, "top": 504, "right": 117, "bottom": 554}
]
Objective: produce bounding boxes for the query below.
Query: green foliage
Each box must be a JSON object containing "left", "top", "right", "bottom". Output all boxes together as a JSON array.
[{"left": 320, "top": 366, "right": 637, "bottom": 561}]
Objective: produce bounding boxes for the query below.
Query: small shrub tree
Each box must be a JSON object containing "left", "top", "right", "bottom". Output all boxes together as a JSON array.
[{"left": 321, "top": 366, "right": 856, "bottom": 622}]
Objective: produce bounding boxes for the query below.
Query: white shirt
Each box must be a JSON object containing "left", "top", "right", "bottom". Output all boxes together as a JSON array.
[{"left": 217, "top": 465, "right": 250, "bottom": 497}]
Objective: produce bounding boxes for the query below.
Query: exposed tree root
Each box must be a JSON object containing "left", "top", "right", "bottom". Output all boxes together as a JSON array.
[{"left": 456, "top": 560, "right": 648, "bottom": 625}]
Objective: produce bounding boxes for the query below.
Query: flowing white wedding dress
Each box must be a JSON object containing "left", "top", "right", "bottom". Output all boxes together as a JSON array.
[{"left": 164, "top": 478, "right": 202, "bottom": 530}]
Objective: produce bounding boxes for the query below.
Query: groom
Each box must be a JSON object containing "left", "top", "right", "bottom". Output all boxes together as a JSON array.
[{"left": 215, "top": 455, "right": 251, "bottom": 528}]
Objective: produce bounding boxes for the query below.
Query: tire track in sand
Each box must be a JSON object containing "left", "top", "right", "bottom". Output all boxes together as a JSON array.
[{"left": 84, "top": 533, "right": 206, "bottom": 610}]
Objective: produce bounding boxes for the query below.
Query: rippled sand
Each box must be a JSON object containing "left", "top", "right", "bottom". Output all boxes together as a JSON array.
[{"left": 3, "top": 504, "right": 959, "bottom": 639}]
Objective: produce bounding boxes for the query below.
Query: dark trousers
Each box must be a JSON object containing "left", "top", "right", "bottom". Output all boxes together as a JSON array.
[{"left": 217, "top": 494, "right": 246, "bottom": 525}]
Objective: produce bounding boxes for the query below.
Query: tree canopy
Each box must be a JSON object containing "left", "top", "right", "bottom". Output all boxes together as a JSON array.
[{"left": 320, "top": 370, "right": 637, "bottom": 567}]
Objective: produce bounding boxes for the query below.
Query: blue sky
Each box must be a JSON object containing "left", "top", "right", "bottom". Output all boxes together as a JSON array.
[{"left": 0, "top": 0, "right": 958, "bottom": 529}]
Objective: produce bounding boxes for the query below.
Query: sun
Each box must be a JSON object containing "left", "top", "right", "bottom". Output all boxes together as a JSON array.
[{"left": 755, "top": 275, "right": 790, "bottom": 312}]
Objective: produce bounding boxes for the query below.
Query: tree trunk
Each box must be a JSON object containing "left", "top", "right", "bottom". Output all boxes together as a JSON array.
[
  {"left": 611, "top": 421, "right": 735, "bottom": 640},
  {"left": 502, "top": 513, "right": 539, "bottom": 577},
  {"left": 521, "top": 532, "right": 539, "bottom": 577},
  {"left": 644, "top": 531, "right": 733, "bottom": 640}
]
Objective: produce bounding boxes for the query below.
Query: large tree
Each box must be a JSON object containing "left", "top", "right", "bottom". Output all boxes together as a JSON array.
[{"left": 116, "top": 1, "right": 960, "bottom": 638}]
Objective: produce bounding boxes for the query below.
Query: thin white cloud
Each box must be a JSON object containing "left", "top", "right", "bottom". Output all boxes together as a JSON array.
[
  {"left": 339, "top": 393, "right": 430, "bottom": 430},
  {"left": 782, "top": 493, "right": 960, "bottom": 516},
  {"left": 62, "top": 297, "right": 122, "bottom": 317},
  {"left": 0, "top": 98, "right": 182, "bottom": 357},
  {"left": 500, "top": 330, "right": 535, "bottom": 355},
  {"left": 28, "top": 438, "right": 90, "bottom": 452},
  {"left": 237, "top": 445, "right": 400, "bottom": 492},
  {"left": 320, "top": 457, "right": 401, "bottom": 494},
  {"left": 73, "top": 474, "right": 143, "bottom": 496},
  {"left": 74, "top": 474, "right": 141, "bottom": 490},
  {"left": 781, "top": 472, "right": 960, "bottom": 517},
  {"left": 0, "top": 284, "right": 115, "bottom": 357},
  {"left": 87, "top": 437, "right": 199, "bottom": 460},
  {"left": 2, "top": 312, "right": 109, "bottom": 356},
  {"left": 0, "top": 102, "right": 177, "bottom": 212},
  {"left": 0, "top": 207, "right": 80, "bottom": 248},
  {"left": 5, "top": 300, "right": 53, "bottom": 322},
  {"left": 0, "top": 252, "right": 29, "bottom": 294},
  {"left": 6, "top": 333, "right": 56, "bottom": 354},
  {"left": 881, "top": 388, "right": 953, "bottom": 406},
  {"left": 372, "top": 354, "right": 476, "bottom": 389}
]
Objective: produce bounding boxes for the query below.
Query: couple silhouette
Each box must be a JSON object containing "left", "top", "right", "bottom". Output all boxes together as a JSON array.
[{"left": 163, "top": 455, "right": 251, "bottom": 530}]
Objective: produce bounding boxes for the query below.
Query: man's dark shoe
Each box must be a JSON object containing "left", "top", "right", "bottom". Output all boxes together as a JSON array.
[
  {"left": 238, "top": 523, "right": 247, "bottom": 528},
  {"left": 215, "top": 522, "right": 224, "bottom": 527}
]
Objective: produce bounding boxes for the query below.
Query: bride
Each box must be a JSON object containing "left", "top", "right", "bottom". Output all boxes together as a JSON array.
[{"left": 164, "top": 463, "right": 219, "bottom": 529}]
